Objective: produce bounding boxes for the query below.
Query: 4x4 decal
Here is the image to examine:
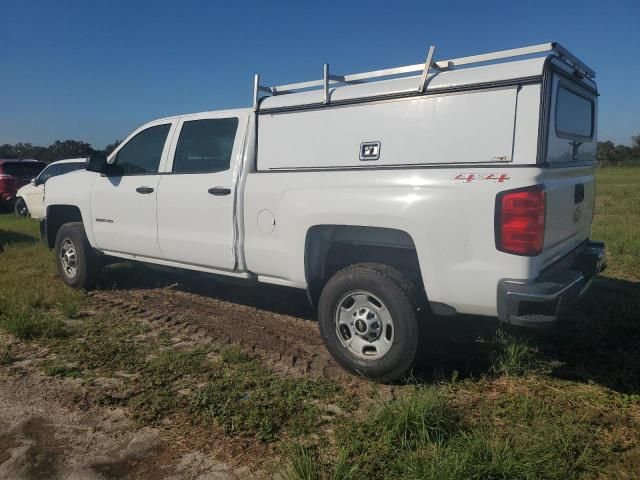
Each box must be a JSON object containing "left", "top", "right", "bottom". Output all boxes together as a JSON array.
[{"left": 453, "top": 173, "right": 510, "bottom": 183}]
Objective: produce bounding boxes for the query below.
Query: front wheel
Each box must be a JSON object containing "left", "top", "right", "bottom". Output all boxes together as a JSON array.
[
  {"left": 318, "top": 263, "right": 420, "bottom": 382},
  {"left": 14, "top": 198, "right": 29, "bottom": 217},
  {"left": 54, "top": 223, "right": 100, "bottom": 289}
]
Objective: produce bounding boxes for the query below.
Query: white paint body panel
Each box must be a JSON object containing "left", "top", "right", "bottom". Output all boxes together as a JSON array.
[
  {"left": 244, "top": 168, "right": 544, "bottom": 316},
  {"left": 16, "top": 181, "right": 44, "bottom": 218},
  {"left": 258, "top": 88, "right": 518, "bottom": 169},
  {"left": 43, "top": 51, "right": 599, "bottom": 319},
  {"left": 17, "top": 158, "right": 86, "bottom": 219}
]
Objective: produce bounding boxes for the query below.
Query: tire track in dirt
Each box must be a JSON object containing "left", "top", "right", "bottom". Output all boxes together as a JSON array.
[{"left": 89, "top": 287, "right": 357, "bottom": 385}]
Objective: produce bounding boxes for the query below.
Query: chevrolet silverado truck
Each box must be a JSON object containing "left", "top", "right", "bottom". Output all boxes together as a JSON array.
[{"left": 41, "top": 42, "right": 606, "bottom": 381}]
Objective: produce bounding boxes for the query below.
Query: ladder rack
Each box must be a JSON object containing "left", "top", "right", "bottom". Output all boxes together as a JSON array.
[{"left": 252, "top": 42, "right": 594, "bottom": 111}]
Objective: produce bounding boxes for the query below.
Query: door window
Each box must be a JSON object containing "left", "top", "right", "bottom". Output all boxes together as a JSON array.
[
  {"left": 115, "top": 124, "right": 171, "bottom": 174},
  {"left": 172, "top": 118, "right": 239, "bottom": 173}
]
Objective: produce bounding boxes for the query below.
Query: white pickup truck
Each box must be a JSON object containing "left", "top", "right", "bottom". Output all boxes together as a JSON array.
[{"left": 42, "top": 43, "right": 605, "bottom": 381}]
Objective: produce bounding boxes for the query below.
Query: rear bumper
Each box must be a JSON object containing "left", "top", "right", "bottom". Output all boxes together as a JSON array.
[{"left": 497, "top": 240, "right": 606, "bottom": 327}]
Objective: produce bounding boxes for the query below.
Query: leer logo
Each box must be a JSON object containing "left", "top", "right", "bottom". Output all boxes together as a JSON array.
[{"left": 453, "top": 173, "right": 510, "bottom": 183}]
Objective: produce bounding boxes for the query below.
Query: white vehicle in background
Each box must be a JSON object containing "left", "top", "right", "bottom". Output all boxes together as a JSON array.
[
  {"left": 15, "top": 158, "right": 86, "bottom": 218},
  {"left": 42, "top": 43, "right": 606, "bottom": 382}
]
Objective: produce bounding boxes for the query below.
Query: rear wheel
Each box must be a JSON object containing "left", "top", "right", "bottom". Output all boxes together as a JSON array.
[
  {"left": 14, "top": 198, "right": 29, "bottom": 217},
  {"left": 318, "top": 263, "right": 420, "bottom": 382},
  {"left": 54, "top": 223, "right": 100, "bottom": 289}
]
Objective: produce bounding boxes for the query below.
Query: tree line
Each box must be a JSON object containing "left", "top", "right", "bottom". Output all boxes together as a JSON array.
[
  {"left": 0, "top": 134, "right": 638, "bottom": 165},
  {"left": 0, "top": 139, "right": 120, "bottom": 163},
  {"left": 597, "top": 134, "right": 640, "bottom": 166}
]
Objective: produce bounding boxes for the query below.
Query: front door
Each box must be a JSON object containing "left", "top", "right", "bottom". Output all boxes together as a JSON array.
[
  {"left": 91, "top": 122, "right": 174, "bottom": 257},
  {"left": 156, "top": 114, "right": 243, "bottom": 269}
]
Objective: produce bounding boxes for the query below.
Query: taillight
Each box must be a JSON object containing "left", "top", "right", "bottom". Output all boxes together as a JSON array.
[
  {"left": 495, "top": 185, "right": 546, "bottom": 256},
  {"left": 0, "top": 174, "right": 12, "bottom": 179}
]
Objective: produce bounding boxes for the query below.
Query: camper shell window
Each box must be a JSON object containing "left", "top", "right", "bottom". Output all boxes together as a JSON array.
[{"left": 555, "top": 84, "right": 594, "bottom": 140}]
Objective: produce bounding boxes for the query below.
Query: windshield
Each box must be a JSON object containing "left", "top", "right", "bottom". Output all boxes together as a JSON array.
[{"left": 1, "top": 162, "right": 46, "bottom": 179}]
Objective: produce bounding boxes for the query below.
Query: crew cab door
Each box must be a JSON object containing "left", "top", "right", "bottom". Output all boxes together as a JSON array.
[
  {"left": 156, "top": 112, "right": 244, "bottom": 269},
  {"left": 90, "top": 121, "right": 175, "bottom": 257}
]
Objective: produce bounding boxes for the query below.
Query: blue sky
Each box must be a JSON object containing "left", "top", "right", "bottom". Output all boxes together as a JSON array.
[{"left": 1, "top": 0, "right": 638, "bottom": 148}]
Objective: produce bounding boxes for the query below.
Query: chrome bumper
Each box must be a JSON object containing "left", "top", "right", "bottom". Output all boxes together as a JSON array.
[{"left": 497, "top": 240, "right": 606, "bottom": 327}]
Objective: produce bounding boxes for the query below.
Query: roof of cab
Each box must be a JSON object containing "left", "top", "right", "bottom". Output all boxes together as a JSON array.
[{"left": 47, "top": 158, "right": 87, "bottom": 165}]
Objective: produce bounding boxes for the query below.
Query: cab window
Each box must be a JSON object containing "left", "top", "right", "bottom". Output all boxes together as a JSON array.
[
  {"left": 172, "top": 118, "right": 238, "bottom": 173},
  {"left": 115, "top": 124, "right": 171, "bottom": 174}
]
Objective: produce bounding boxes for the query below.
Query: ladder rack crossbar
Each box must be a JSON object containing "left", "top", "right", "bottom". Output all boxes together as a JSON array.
[{"left": 253, "top": 42, "right": 594, "bottom": 110}]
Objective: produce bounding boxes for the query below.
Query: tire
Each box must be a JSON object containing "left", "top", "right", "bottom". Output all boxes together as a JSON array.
[
  {"left": 318, "top": 263, "right": 420, "bottom": 382},
  {"left": 14, "top": 198, "right": 29, "bottom": 217},
  {"left": 54, "top": 222, "right": 100, "bottom": 289}
]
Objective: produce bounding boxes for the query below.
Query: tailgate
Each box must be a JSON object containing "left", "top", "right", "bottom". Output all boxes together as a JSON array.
[{"left": 544, "top": 165, "right": 595, "bottom": 251}]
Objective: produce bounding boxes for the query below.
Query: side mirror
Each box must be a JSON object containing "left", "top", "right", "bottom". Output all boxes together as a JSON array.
[
  {"left": 30, "top": 178, "right": 38, "bottom": 186},
  {"left": 85, "top": 155, "right": 108, "bottom": 173}
]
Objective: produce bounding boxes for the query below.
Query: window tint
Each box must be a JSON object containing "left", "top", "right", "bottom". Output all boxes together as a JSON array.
[
  {"left": 2, "top": 162, "right": 45, "bottom": 179},
  {"left": 555, "top": 86, "right": 593, "bottom": 139},
  {"left": 116, "top": 124, "right": 171, "bottom": 174},
  {"left": 38, "top": 162, "right": 85, "bottom": 183},
  {"left": 172, "top": 118, "right": 238, "bottom": 173}
]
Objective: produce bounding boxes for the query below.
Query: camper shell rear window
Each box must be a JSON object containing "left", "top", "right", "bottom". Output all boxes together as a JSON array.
[{"left": 555, "top": 84, "right": 594, "bottom": 140}]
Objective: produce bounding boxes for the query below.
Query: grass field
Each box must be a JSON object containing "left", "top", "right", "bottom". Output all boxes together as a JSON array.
[{"left": 1, "top": 167, "right": 639, "bottom": 479}]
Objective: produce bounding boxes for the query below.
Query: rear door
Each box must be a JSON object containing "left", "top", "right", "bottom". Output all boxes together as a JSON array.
[
  {"left": 156, "top": 112, "right": 245, "bottom": 270},
  {"left": 542, "top": 71, "right": 597, "bottom": 257}
]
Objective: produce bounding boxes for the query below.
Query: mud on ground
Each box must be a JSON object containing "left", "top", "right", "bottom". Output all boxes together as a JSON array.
[
  {"left": 1, "top": 262, "right": 500, "bottom": 479},
  {"left": 0, "top": 263, "right": 375, "bottom": 479}
]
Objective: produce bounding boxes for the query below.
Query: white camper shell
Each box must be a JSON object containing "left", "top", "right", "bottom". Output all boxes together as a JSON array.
[
  {"left": 254, "top": 42, "right": 597, "bottom": 170},
  {"left": 43, "top": 43, "right": 605, "bottom": 382}
]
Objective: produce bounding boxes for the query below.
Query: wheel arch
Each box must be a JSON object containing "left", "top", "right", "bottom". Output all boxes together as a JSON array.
[
  {"left": 304, "top": 225, "right": 426, "bottom": 307},
  {"left": 45, "top": 205, "right": 84, "bottom": 249}
]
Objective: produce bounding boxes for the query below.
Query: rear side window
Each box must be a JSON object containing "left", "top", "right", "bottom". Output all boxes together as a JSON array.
[
  {"left": 38, "top": 162, "right": 84, "bottom": 183},
  {"left": 172, "top": 118, "right": 238, "bottom": 173},
  {"left": 116, "top": 124, "right": 171, "bottom": 174},
  {"left": 1, "top": 162, "right": 45, "bottom": 179},
  {"left": 555, "top": 86, "right": 593, "bottom": 139}
]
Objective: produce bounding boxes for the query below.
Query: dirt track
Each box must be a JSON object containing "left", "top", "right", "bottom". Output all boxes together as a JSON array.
[
  {"left": 92, "top": 290, "right": 344, "bottom": 380},
  {"left": 92, "top": 262, "right": 499, "bottom": 387},
  {"left": 92, "top": 264, "right": 372, "bottom": 386}
]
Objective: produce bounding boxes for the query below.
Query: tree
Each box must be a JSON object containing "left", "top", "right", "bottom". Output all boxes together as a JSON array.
[
  {"left": 103, "top": 140, "right": 121, "bottom": 156},
  {"left": 597, "top": 141, "right": 615, "bottom": 165},
  {"left": 39, "top": 140, "right": 96, "bottom": 162},
  {"left": 632, "top": 133, "right": 640, "bottom": 158}
]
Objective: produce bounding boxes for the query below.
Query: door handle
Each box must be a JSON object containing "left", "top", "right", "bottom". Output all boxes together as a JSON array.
[
  {"left": 136, "top": 186, "right": 154, "bottom": 194},
  {"left": 574, "top": 183, "right": 584, "bottom": 204},
  {"left": 208, "top": 187, "right": 231, "bottom": 196}
]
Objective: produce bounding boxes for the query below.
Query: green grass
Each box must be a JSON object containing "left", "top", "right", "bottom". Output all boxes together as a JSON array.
[
  {"left": 488, "top": 329, "right": 540, "bottom": 377},
  {"left": 192, "top": 347, "right": 346, "bottom": 441},
  {"left": 288, "top": 382, "right": 613, "bottom": 480},
  {"left": 0, "top": 218, "right": 85, "bottom": 338},
  {"left": 591, "top": 167, "right": 640, "bottom": 279},
  {"left": 0, "top": 341, "right": 13, "bottom": 365}
]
